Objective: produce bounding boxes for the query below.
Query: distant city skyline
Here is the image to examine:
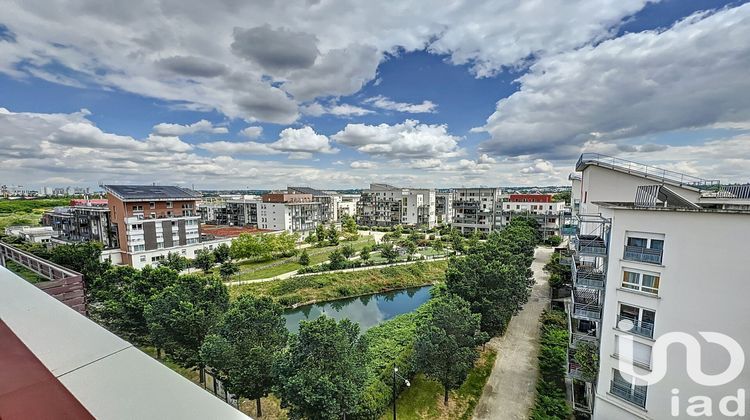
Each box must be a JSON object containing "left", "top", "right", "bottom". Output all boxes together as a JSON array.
[{"left": 1, "top": 0, "right": 749, "bottom": 189}]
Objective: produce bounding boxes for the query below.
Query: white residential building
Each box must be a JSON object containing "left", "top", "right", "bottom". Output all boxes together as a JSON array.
[
  {"left": 4, "top": 226, "right": 54, "bottom": 243},
  {"left": 451, "top": 187, "right": 502, "bottom": 234},
  {"left": 356, "top": 183, "right": 436, "bottom": 228},
  {"left": 257, "top": 191, "right": 325, "bottom": 233},
  {"left": 500, "top": 193, "right": 566, "bottom": 239},
  {"left": 435, "top": 191, "right": 454, "bottom": 225},
  {"left": 337, "top": 194, "right": 360, "bottom": 219},
  {"left": 563, "top": 153, "right": 750, "bottom": 419}
]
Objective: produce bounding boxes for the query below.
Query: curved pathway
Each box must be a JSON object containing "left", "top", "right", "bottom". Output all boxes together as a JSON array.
[{"left": 473, "top": 246, "right": 553, "bottom": 420}]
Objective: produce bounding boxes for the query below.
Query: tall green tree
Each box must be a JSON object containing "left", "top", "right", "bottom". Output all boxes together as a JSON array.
[
  {"left": 342, "top": 214, "right": 358, "bottom": 234},
  {"left": 315, "top": 224, "right": 327, "bottom": 243},
  {"left": 415, "top": 295, "right": 488, "bottom": 404},
  {"left": 275, "top": 317, "right": 369, "bottom": 420},
  {"left": 48, "top": 241, "right": 109, "bottom": 283},
  {"left": 159, "top": 251, "right": 189, "bottom": 272},
  {"left": 359, "top": 245, "right": 371, "bottom": 262},
  {"left": 193, "top": 249, "right": 216, "bottom": 273},
  {"left": 230, "top": 233, "right": 265, "bottom": 260},
  {"left": 201, "top": 296, "right": 288, "bottom": 417},
  {"left": 145, "top": 275, "right": 229, "bottom": 378},
  {"left": 298, "top": 249, "right": 311, "bottom": 266},
  {"left": 327, "top": 224, "right": 339, "bottom": 246},
  {"left": 341, "top": 244, "right": 355, "bottom": 259},
  {"left": 219, "top": 261, "right": 239, "bottom": 280},
  {"left": 380, "top": 242, "right": 399, "bottom": 264},
  {"left": 213, "top": 243, "right": 231, "bottom": 263},
  {"left": 90, "top": 265, "right": 179, "bottom": 345},
  {"left": 328, "top": 249, "right": 346, "bottom": 270}
]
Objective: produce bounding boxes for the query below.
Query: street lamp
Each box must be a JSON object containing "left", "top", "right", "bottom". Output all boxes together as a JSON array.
[{"left": 392, "top": 366, "right": 410, "bottom": 420}]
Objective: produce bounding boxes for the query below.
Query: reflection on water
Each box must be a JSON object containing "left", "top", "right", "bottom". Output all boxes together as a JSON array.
[{"left": 283, "top": 285, "right": 432, "bottom": 334}]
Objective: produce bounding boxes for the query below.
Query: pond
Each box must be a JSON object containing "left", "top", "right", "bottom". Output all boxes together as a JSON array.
[{"left": 283, "top": 285, "right": 433, "bottom": 334}]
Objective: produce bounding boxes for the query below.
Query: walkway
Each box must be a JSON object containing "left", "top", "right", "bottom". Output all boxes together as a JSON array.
[{"left": 473, "top": 246, "right": 552, "bottom": 420}]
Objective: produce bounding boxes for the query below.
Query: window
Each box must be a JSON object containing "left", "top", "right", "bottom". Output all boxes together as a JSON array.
[
  {"left": 624, "top": 236, "right": 664, "bottom": 264},
  {"left": 132, "top": 205, "right": 143, "bottom": 212},
  {"left": 615, "top": 336, "right": 652, "bottom": 368},
  {"left": 149, "top": 201, "right": 155, "bottom": 209},
  {"left": 139, "top": 255, "right": 146, "bottom": 262},
  {"left": 611, "top": 369, "right": 648, "bottom": 408},
  {"left": 166, "top": 201, "right": 173, "bottom": 208},
  {"left": 150, "top": 212, "right": 156, "bottom": 219},
  {"left": 622, "top": 270, "right": 660, "bottom": 295},
  {"left": 618, "top": 304, "right": 655, "bottom": 339}
]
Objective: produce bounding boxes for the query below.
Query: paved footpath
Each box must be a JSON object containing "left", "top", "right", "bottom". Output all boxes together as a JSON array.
[{"left": 473, "top": 246, "right": 553, "bottom": 420}]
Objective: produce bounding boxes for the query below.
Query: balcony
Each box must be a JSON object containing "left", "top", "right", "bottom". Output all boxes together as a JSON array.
[
  {"left": 624, "top": 246, "right": 663, "bottom": 265},
  {"left": 575, "top": 267, "right": 606, "bottom": 290},
  {"left": 572, "top": 290, "right": 602, "bottom": 321},
  {"left": 568, "top": 362, "right": 586, "bottom": 381},
  {"left": 561, "top": 224, "right": 578, "bottom": 236},
  {"left": 610, "top": 379, "right": 647, "bottom": 408},
  {"left": 576, "top": 234, "right": 607, "bottom": 256},
  {"left": 571, "top": 331, "right": 598, "bottom": 348},
  {"left": 616, "top": 315, "right": 654, "bottom": 339}
]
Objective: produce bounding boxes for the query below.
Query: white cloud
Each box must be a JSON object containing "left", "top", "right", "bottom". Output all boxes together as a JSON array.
[
  {"left": 198, "top": 126, "right": 336, "bottom": 158},
  {"left": 350, "top": 161, "right": 377, "bottom": 169},
  {"left": 520, "top": 159, "right": 558, "bottom": 175},
  {"left": 332, "top": 120, "right": 463, "bottom": 159},
  {"left": 301, "top": 102, "right": 373, "bottom": 117},
  {"left": 478, "top": 4, "right": 750, "bottom": 159},
  {"left": 152, "top": 119, "right": 228, "bottom": 136},
  {"left": 0, "top": 0, "right": 654, "bottom": 122},
  {"left": 240, "top": 126, "right": 263, "bottom": 139},
  {"left": 363, "top": 96, "right": 437, "bottom": 113}
]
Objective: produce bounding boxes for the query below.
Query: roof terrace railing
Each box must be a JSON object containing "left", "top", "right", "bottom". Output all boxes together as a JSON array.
[{"left": 577, "top": 153, "right": 720, "bottom": 189}]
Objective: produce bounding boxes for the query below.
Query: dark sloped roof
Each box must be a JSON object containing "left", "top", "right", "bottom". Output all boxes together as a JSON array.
[
  {"left": 288, "top": 186, "right": 329, "bottom": 196},
  {"left": 103, "top": 185, "right": 201, "bottom": 201}
]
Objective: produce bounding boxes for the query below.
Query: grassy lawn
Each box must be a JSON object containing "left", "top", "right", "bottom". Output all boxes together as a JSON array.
[
  {"left": 385, "top": 347, "right": 497, "bottom": 420},
  {"left": 0, "top": 198, "right": 69, "bottom": 230},
  {"left": 229, "top": 260, "right": 447, "bottom": 305},
  {"left": 5, "top": 260, "right": 47, "bottom": 283},
  {"left": 227, "top": 238, "right": 375, "bottom": 281}
]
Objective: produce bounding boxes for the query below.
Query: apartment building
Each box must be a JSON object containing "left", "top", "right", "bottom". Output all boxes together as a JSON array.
[
  {"left": 451, "top": 187, "right": 502, "bottom": 234},
  {"left": 356, "top": 183, "right": 436, "bottom": 228},
  {"left": 197, "top": 199, "right": 230, "bottom": 225},
  {"left": 288, "top": 187, "right": 337, "bottom": 222},
  {"left": 435, "top": 191, "right": 454, "bottom": 225},
  {"left": 225, "top": 198, "right": 260, "bottom": 227},
  {"left": 500, "top": 193, "right": 565, "bottom": 239},
  {"left": 337, "top": 194, "right": 360, "bottom": 219},
  {"left": 563, "top": 153, "right": 750, "bottom": 419},
  {"left": 42, "top": 200, "right": 118, "bottom": 248},
  {"left": 104, "top": 185, "right": 205, "bottom": 268},
  {"left": 258, "top": 190, "right": 325, "bottom": 233},
  {"left": 3, "top": 226, "right": 54, "bottom": 243}
]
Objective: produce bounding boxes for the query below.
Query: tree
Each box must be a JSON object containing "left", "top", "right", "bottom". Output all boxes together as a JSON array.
[
  {"left": 201, "top": 296, "right": 288, "bottom": 417},
  {"left": 359, "top": 245, "right": 371, "bottom": 262},
  {"left": 415, "top": 295, "right": 488, "bottom": 404},
  {"left": 159, "top": 251, "right": 189, "bottom": 272},
  {"left": 432, "top": 239, "right": 444, "bottom": 253},
  {"left": 327, "top": 224, "right": 339, "bottom": 246},
  {"left": 341, "top": 244, "right": 355, "bottom": 259},
  {"left": 219, "top": 261, "right": 239, "bottom": 280},
  {"left": 405, "top": 241, "right": 417, "bottom": 259},
  {"left": 90, "top": 265, "right": 179, "bottom": 345},
  {"left": 328, "top": 249, "right": 346, "bottom": 270},
  {"left": 193, "top": 249, "right": 216, "bottom": 273},
  {"left": 213, "top": 243, "right": 231, "bottom": 264},
  {"left": 145, "top": 275, "right": 229, "bottom": 378},
  {"left": 380, "top": 242, "right": 399, "bottom": 264},
  {"left": 230, "top": 233, "right": 265, "bottom": 260},
  {"left": 275, "top": 231, "right": 299, "bottom": 256},
  {"left": 298, "top": 249, "right": 310, "bottom": 266},
  {"left": 552, "top": 190, "right": 571, "bottom": 204},
  {"left": 48, "top": 241, "right": 109, "bottom": 284},
  {"left": 450, "top": 232, "right": 465, "bottom": 254},
  {"left": 342, "top": 214, "right": 358, "bottom": 234},
  {"left": 275, "top": 317, "right": 368, "bottom": 419},
  {"left": 315, "top": 224, "right": 327, "bottom": 243}
]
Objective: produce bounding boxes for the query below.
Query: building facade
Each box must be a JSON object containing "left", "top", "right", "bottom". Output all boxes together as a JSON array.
[
  {"left": 356, "top": 183, "right": 436, "bottom": 228},
  {"left": 562, "top": 153, "right": 750, "bottom": 419},
  {"left": 42, "top": 201, "right": 118, "bottom": 248},
  {"left": 435, "top": 191, "right": 454, "bottom": 225},
  {"left": 500, "top": 193, "right": 565, "bottom": 239},
  {"left": 451, "top": 187, "right": 502, "bottom": 234},
  {"left": 258, "top": 191, "right": 326, "bottom": 233},
  {"left": 104, "top": 185, "right": 203, "bottom": 268}
]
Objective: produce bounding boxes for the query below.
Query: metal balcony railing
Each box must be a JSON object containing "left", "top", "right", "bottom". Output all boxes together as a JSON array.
[
  {"left": 617, "top": 315, "right": 654, "bottom": 339},
  {"left": 571, "top": 332, "right": 598, "bottom": 348},
  {"left": 576, "top": 234, "right": 607, "bottom": 256},
  {"left": 561, "top": 224, "right": 578, "bottom": 236},
  {"left": 576, "top": 268, "right": 606, "bottom": 289},
  {"left": 568, "top": 363, "right": 586, "bottom": 381},
  {"left": 610, "top": 380, "right": 647, "bottom": 408},
  {"left": 624, "top": 246, "right": 663, "bottom": 264},
  {"left": 577, "top": 153, "right": 719, "bottom": 189}
]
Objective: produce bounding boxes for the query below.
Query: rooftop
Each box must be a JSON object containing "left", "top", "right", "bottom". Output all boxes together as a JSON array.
[
  {"left": 0, "top": 267, "right": 250, "bottom": 420},
  {"left": 288, "top": 186, "right": 329, "bottom": 196},
  {"left": 103, "top": 185, "right": 201, "bottom": 201}
]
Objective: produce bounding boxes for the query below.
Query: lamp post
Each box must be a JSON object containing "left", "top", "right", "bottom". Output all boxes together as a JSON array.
[{"left": 392, "top": 366, "right": 410, "bottom": 420}]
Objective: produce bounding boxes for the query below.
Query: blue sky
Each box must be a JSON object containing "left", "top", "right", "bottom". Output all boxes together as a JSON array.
[{"left": 0, "top": 0, "right": 748, "bottom": 189}]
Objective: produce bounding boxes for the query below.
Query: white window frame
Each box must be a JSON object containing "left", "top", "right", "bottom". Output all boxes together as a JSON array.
[{"left": 622, "top": 269, "right": 660, "bottom": 295}]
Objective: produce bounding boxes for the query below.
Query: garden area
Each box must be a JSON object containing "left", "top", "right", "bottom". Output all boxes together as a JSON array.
[{"left": 0, "top": 198, "right": 69, "bottom": 230}]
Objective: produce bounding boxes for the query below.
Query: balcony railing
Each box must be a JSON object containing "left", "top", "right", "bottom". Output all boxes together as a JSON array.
[
  {"left": 568, "top": 363, "right": 586, "bottom": 381},
  {"left": 576, "top": 268, "right": 606, "bottom": 289},
  {"left": 571, "top": 332, "right": 598, "bottom": 348},
  {"left": 624, "top": 246, "right": 663, "bottom": 265},
  {"left": 577, "top": 153, "right": 719, "bottom": 189},
  {"left": 617, "top": 315, "right": 654, "bottom": 339},
  {"left": 561, "top": 224, "right": 578, "bottom": 236},
  {"left": 610, "top": 380, "right": 647, "bottom": 408},
  {"left": 576, "top": 235, "right": 607, "bottom": 256}
]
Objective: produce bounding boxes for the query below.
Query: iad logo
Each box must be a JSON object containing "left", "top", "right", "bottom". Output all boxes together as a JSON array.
[{"left": 616, "top": 319, "right": 746, "bottom": 417}]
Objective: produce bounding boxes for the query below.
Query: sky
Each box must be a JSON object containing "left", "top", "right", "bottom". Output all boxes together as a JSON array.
[{"left": 1, "top": 0, "right": 749, "bottom": 190}]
